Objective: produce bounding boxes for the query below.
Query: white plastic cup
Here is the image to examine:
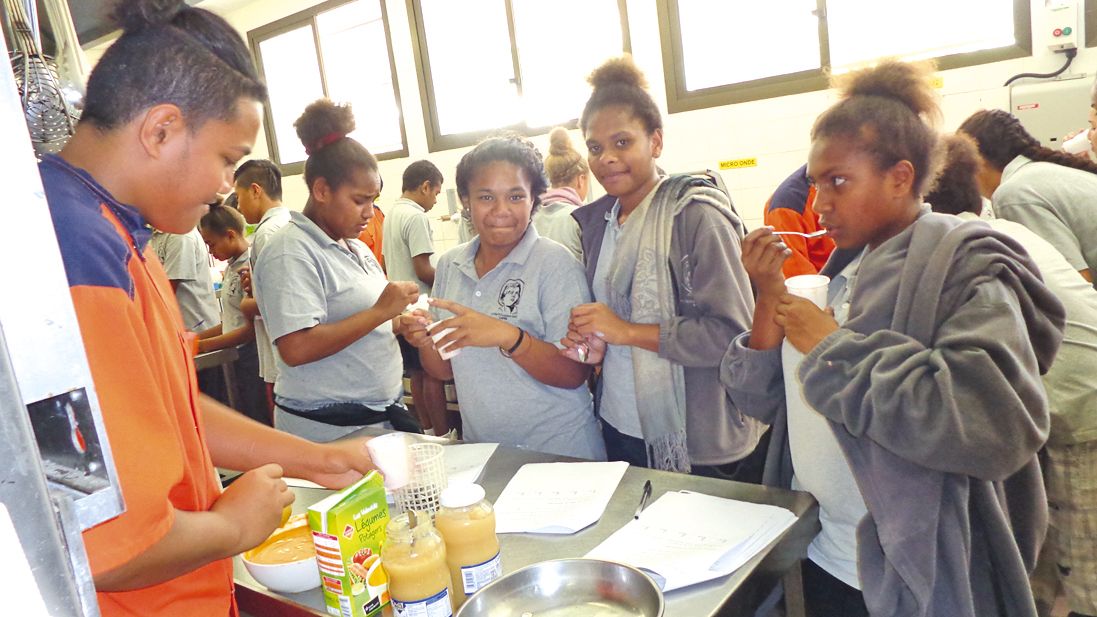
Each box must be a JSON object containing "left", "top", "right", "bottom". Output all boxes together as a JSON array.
[
  {"left": 407, "top": 293, "right": 430, "bottom": 313},
  {"left": 425, "top": 320, "right": 460, "bottom": 360},
  {"left": 365, "top": 432, "right": 412, "bottom": 490},
  {"left": 1063, "top": 130, "right": 1092, "bottom": 155},
  {"left": 785, "top": 274, "right": 830, "bottom": 310}
]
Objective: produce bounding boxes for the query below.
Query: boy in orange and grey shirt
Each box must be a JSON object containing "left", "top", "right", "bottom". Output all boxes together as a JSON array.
[{"left": 39, "top": 3, "right": 377, "bottom": 615}]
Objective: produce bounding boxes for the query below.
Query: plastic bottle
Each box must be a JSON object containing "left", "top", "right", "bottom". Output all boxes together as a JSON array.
[
  {"left": 381, "top": 511, "right": 454, "bottom": 616},
  {"left": 434, "top": 483, "right": 502, "bottom": 606}
]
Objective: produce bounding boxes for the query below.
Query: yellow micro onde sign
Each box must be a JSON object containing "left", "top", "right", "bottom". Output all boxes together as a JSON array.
[{"left": 719, "top": 158, "right": 757, "bottom": 170}]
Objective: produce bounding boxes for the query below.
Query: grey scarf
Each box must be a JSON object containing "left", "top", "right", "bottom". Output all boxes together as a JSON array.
[{"left": 605, "top": 174, "right": 742, "bottom": 472}]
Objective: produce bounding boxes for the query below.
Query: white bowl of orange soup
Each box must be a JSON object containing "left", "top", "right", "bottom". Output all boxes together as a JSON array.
[{"left": 242, "top": 515, "right": 321, "bottom": 593}]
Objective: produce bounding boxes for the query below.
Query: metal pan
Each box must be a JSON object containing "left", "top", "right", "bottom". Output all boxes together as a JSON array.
[{"left": 456, "top": 558, "right": 664, "bottom": 617}]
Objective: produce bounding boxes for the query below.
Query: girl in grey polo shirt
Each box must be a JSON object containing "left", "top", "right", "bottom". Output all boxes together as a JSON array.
[
  {"left": 254, "top": 100, "right": 420, "bottom": 441},
  {"left": 402, "top": 136, "right": 605, "bottom": 460}
]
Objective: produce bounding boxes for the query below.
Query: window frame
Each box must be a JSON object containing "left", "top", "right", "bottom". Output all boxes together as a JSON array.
[
  {"left": 1087, "top": 0, "right": 1097, "bottom": 47},
  {"left": 248, "top": 0, "right": 409, "bottom": 176},
  {"left": 657, "top": 0, "right": 1032, "bottom": 114},
  {"left": 407, "top": 0, "right": 632, "bottom": 153}
]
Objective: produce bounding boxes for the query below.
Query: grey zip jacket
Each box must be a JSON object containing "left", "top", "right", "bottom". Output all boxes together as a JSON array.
[{"left": 722, "top": 210, "right": 1065, "bottom": 616}]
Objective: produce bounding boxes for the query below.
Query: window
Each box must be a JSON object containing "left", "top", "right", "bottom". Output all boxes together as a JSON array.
[
  {"left": 249, "top": 0, "right": 407, "bottom": 174},
  {"left": 658, "top": 0, "right": 1031, "bottom": 113},
  {"left": 409, "top": 0, "right": 631, "bottom": 151}
]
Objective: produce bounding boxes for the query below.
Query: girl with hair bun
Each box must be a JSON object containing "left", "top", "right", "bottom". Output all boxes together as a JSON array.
[
  {"left": 253, "top": 99, "right": 422, "bottom": 441},
  {"left": 565, "top": 56, "right": 763, "bottom": 477},
  {"left": 41, "top": 3, "right": 382, "bottom": 615},
  {"left": 533, "top": 126, "right": 589, "bottom": 259},
  {"left": 959, "top": 108, "right": 1097, "bottom": 285},
  {"left": 196, "top": 202, "right": 270, "bottom": 426},
  {"left": 722, "top": 59, "right": 1065, "bottom": 616}
]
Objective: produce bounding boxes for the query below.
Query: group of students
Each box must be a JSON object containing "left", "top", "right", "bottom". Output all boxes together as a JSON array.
[{"left": 32, "top": 1, "right": 1093, "bottom": 616}]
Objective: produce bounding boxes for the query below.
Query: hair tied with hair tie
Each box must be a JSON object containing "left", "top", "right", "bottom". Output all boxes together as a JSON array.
[{"left": 306, "top": 132, "right": 346, "bottom": 155}]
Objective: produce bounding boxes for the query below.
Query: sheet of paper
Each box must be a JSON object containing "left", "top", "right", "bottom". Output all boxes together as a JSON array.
[
  {"left": 494, "top": 461, "right": 629, "bottom": 534},
  {"left": 443, "top": 442, "right": 498, "bottom": 485},
  {"left": 585, "top": 490, "right": 797, "bottom": 591}
]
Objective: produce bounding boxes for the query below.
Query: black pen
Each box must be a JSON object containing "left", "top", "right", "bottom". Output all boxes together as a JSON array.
[{"left": 633, "top": 480, "right": 653, "bottom": 519}]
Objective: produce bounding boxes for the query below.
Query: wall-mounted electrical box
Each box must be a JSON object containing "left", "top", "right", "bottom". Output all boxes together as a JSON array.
[{"left": 1042, "top": 0, "right": 1080, "bottom": 51}]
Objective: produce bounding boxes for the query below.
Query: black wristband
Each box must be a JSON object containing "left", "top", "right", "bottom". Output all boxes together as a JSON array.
[{"left": 500, "top": 328, "right": 525, "bottom": 358}]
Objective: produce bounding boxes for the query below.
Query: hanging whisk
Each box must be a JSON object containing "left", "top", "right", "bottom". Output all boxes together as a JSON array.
[{"left": 6, "top": 0, "right": 78, "bottom": 157}]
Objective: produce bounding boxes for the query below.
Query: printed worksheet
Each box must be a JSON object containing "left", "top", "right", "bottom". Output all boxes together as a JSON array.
[
  {"left": 586, "top": 490, "right": 797, "bottom": 591},
  {"left": 493, "top": 461, "right": 629, "bottom": 534}
]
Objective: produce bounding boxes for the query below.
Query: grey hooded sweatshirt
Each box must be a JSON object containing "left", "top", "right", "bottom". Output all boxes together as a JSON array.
[{"left": 721, "top": 211, "right": 1065, "bottom": 616}]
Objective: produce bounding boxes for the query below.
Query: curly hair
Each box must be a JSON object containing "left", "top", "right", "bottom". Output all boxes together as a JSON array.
[
  {"left": 455, "top": 133, "right": 549, "bottom": 207},
  {"left": 958, "top": 108, "right": 1097, "bottom": 175},
  {"left": 925, "top": 134, "right": 984, "bottom": 216},
  {"left": 812, "top": 59, "right": 942, "bottom": 196},
  {"left": 294, "top": 99, "right": 378, "bottom": 192},
  {"left": 543, "top": 127, "right": 589, "bottom": 187},
  {"left": 580, "top": 55, "right": 662, "bottom": 135},
  {"left": 82, "top": 0, "right": 266, "bottom": 131}
]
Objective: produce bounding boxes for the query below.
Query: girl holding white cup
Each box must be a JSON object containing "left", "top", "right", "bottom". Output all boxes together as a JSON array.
[
  {"left": 400, "top": 136, "right": 605, "bottom": 461},
  {"left": 722, "top": 60, "right": 1063, "bottom": 616}
]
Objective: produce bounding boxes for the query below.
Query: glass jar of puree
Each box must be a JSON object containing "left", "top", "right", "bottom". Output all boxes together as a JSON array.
[
  {"left": 434, "top": 483, "right": 502, "bottom": 606},
  {"left": 381, "top": 511, "right": 454, "bottom": 616}
]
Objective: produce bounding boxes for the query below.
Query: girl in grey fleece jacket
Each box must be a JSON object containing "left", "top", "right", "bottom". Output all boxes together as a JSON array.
[
  {"left": 562, "top": 56, "right": 763, "bottom": 474},
  {"left": 722, "top": 60, "right": 1066, "bottom": 617}
]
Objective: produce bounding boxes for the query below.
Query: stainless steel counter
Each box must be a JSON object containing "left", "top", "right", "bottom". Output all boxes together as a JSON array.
[{"left": 234, "top": 440, "right": 819, "bottom": 617}]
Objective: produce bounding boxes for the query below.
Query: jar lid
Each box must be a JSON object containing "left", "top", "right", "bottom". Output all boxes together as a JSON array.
[{"left": 440, "top": 483, "right": 486, "bottom": 508}]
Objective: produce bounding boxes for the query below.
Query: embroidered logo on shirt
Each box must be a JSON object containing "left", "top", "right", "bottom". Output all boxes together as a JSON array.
[{"left": 498, "top": 279, "right": 525, "bottom": 313}]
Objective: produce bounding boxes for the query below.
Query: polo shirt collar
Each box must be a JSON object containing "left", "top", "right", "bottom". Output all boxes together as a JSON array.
[
  {"left": 451, "top": 222, "right": 540, "bottom": 278},
  {"left": 289, "top": 210, "right": 343, "bottom": 249},
  {"left": 42, "top": 154, "right": 152, "bottom": 250},
  {"left": 258, "top": 205, "right": 288, "bottom": 227},
  {"left": 604, "top": 199, "right": 621, "bottom": 223},
  {"left": 228, "top": 247, "right": 250, "bottom": 269},
  {"left": 395, "top": 196, "right": 426, "bottom": 213},
  {"left": 1001, "top": 154, "right": 1032, "bottom": 184}
]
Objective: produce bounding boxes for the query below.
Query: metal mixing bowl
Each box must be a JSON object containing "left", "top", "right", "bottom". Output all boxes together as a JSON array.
[{"left": 456, "top": 558, "right": 664, "bottom": 617}]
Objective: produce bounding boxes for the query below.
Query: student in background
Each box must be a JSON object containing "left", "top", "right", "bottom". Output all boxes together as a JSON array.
[
  {"left": 382, "top": 160, "right": 450, "bottom": 435},
  {"left": 764, "top": 164, "right": 838, "bottom": 277},
  {"left": 402, "top": 135, "right": 604, "bottom": 459},
  {"left": 358, "top": 191, "right": 385, "bottom": 268},
  {"left": 959, "top": 108, "right": 1097, "bottom": 285},
  {"left": 927, "top": 133, "right": 1097, "bottom": 617},
  {"left": 39, "top": 2, "right": 378, "bottom": 614},
  {"left": 152, "top": 225, "right": 220, "bottom": 334},
  {"left": 456, "top": 198, "right": 477, "bottom": 243},
  {"left": 722, "top": 59, "right": 1063, "bottom": 617},
  {"left": 197, "top": 203, "right": 269, "bottom": 425},
  {"left": 535, "top": 126, "right": 588, "bottom": 260},
  {"left": 233, "top": 158, "right": 289, "bottom": 409},
  {"left": 254, "top": 99, "right": 421, "bottom": 441},
  {"left": 564, "top": 56, "right": 763, "bottom": 478},
  {"left": 152, "top": 222, "right": 228, "bottom": 403}
]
